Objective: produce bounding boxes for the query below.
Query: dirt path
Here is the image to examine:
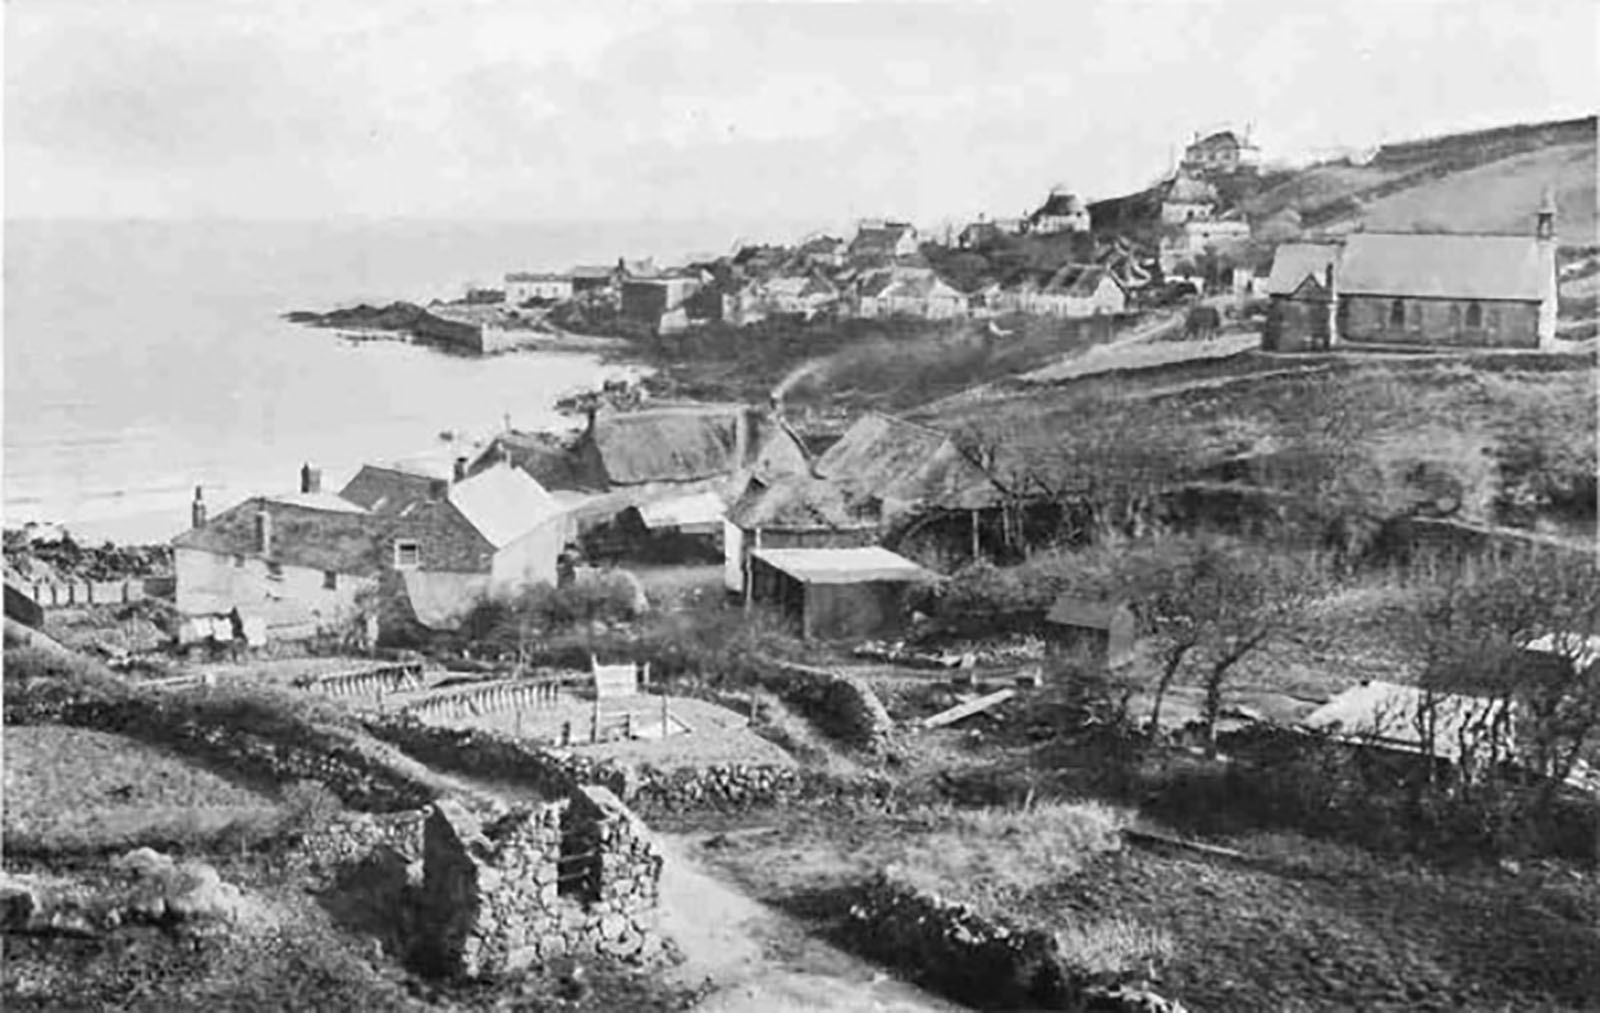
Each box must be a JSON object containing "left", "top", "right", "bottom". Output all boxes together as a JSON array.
[{"left": 658, "top": 834, "right": 963, "bottom": 1013}]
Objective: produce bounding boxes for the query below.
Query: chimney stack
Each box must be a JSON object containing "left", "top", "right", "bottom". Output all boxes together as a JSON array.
[
  {"left": 191, "top": 486, "right": 207, "bottom": 530},
  {"left": 300, "top": 463, "right": 322, "bottom": 495},
  {"left": 453, "top": 456, "right": 468, "bottom": 482},
  {"left": 255, "top": 508, "right": 272, "bottom": 556}
]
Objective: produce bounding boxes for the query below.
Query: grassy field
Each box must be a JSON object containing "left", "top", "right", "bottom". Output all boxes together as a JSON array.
[
  {"left": 3, "top": 726, "right": 283, "bottom": 855},
  {"left": 680, "top": 804, "right": 1600, "bottom": 1013}
]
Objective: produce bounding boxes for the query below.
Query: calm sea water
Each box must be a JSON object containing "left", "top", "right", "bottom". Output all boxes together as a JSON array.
[{"left": 3, "top": 217, "right": 804, "bottom": 544}]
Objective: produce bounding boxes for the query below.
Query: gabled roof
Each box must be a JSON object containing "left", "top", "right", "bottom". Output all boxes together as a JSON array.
[
  {"left": 751, "top": 546, "right": 935, "bottom": 585},
  {"left": 1264, "top": 243, "right": 1340, "bottom": 296},
  {"left": 635, "top": 490, "right": 726, "bottom": 530},
  {"left": 472, "top": 431, "right": 588, "bottom": 491},
  {"left": 340, "top": 463, "right": 448, "bottom": 515},
  {"left": 589, "top": 405, "right": 750, "bottom": 486},
  {"left": 447, "top": 463, "right": 564, "bottom": 547},
  {"left": 727, "top": 474, "right": 880, "bottom": 531},
  {"left": 849, "top": 221, "right": 917, "bottom": 256},
  {"left": 817, "top": 413, "right": 1000, "bottom": 510},
  {"left": 1190, "top": 130, "right": 1252, "bottom": 150},
  {"left": 1337, "top": 232, "right": 1551, "bottom": 301},
  {"left": 173, "top": 496, "right": 387, "bottom": 576},
  {"left": 1046, "top": 595, "right": 1131, "bottom": 629}
]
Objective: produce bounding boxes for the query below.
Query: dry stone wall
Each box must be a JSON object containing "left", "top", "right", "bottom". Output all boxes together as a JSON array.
[
  {"left": 418, "top": 789, "right": 663, "bottom": 980},
  {"left": 757, "top": 661, "right": 895, "bottom": 750},
  {"left": 843, "top": 872, "right": 1189, "bottom": 1013}
]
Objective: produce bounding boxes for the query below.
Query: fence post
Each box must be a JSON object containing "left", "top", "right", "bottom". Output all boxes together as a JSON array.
[
  {"left": 591, "top": 698, "right": 600, "bottom": 744},
  {"left": 662, "top": 693, "right": 670, "bottom": 738},
  {"left": 624, "top": 712, "right": 634, "bottom": 740}
]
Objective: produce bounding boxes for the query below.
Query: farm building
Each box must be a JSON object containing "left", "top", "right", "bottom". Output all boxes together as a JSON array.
[
  {"left": 847, "top": 219, "right": 920, "bottom": 262},
  {"left": 607, "top": 490, "right": 728, "bottom": 564},
  {"left": 1028, "top": 265, "right": 1128, "bottom": 318},
  {"left": 723, "top": 474, "right": 881, "bottom": 593},
  {"left": 1180, "top": 128, "right": 1261, "bottom": 173},
  {"left": 1027, "top": 187, "right": 1092, "bottom": 234},
  {"left": 852, "top": 267, "right": 969, "bottom": 320},
  {"left": 504, "top": 272, "right": 574, "bottom": 304},
  {"left": 1043, "top": 595, "right": 1137, "bottom": 669},
  {"left": 748, "top": 546, "right": 936, "bottom": 641},
  {"left": 1261, "top": 243, "right": 1340, "bottom": 352}
]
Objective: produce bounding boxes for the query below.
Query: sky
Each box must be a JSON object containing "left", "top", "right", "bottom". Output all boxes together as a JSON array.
[{"left": 5, "top": 0, "right": 1596, "bottom": 229}]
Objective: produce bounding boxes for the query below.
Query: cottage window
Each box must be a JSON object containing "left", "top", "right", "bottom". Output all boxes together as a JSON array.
[
  {"left": 1389, "top": 299, "right": 1406, "bottom": 327},
  {"left": 1465, "top": 302, "right": 1483, "bottom": 329},
  {"left": 394, "top": 541, "right": 421, "bottom": 569},
  {"left": 323, "top": 571, "right": 338, "bottom": 591},
  {"left": 266, "top": 562, "right": 284, "bottom": 582}
]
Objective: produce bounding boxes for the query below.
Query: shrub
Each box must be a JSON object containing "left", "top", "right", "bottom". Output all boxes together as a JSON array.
[{"left": 1055, "top": 917, "right": 1176, "bottom": 981}]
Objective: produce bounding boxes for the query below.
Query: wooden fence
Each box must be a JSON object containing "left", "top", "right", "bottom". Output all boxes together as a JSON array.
[
  {"left": 296, "top": 661, "right": 427, "bottom": 698},
  {"left": 27, "top": 579, "right": 151, "bottom": 609}
]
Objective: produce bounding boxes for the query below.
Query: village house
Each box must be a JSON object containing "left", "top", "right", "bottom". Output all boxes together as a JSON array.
[
  {"left": 1263, "top": 194, "right": 1560, "bottom": 351},
  {"left": 1160, "top": 175, "right": 1219, "bottom": 224},
  {"left": 1027, "top": 186, "right": 1092, "bottom": 234},
  {"left": 1027, "top": 265, "right": 1128, "bottom": 318},
  {"left": 722, "top": 474, "right": 881, "bottom": 593},
  {"left": 1158, "top": 217, "right": 1253, "bottom": 273},
  {"left": 1260, "top": 243, "right": 1341, "bottom": 352},
  {"left": 795, "top": 234, "right": 848, "bottom": 268},
  {"left": 847, "top": 219, "right": 921, "bottom": 262},
  {"left": 568, "top": 264, "right": 621, "bottom": 295},
  {"left": 958, "top": 217, "right": 1024, "bottom": 249},
  {"left": 427, "top": 304, "right": 549, "bottom": 355},
  {"left": 852, "top": 266, "right": 969, "bottom": 320},
  {"left": 504, "top": 272, "right": 575, "bottom": 304},
  {"left": 620, "top": 272, "right": 705, "bottom": 334},
  {"left": 747, "top": 546, "right": 936, "bottom": 641},
  {"left": 1180, "top": 128, "right": 1261, "bottom": 174},
  {"left": 753, "top": 273, "right": 840, "bottom": 319}
]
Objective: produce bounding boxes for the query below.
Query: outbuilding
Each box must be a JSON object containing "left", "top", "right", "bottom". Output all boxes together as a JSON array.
[
  {"left": 748, "top": 546, "right": 935, "bottom": 641},
  {"left": 1043, "top": 595, "right": 1137, "bottom": 669}
]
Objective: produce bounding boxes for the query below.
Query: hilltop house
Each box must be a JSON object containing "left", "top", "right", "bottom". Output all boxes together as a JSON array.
[
  {"left": 853, "top": 267, "right": 968, "bottom": 320},
  {"left": 1263, "top": 196, "right": 1560, "bottom": 351},
  {"left": 1181, "top": 129, "right": 1261, "bottom": 173},
  {"left": 1160, "top": 176, "right": 1219, "bottom": 224},
  {"left": 1027, "top": 187, "right": 1092, "bottom": 234},
  {"left": 173, "top": 460, "right": 570, "bottom": 640},
  {"left": 848, "top": 220, "right": 920, "bottom": 262},
  {"left": 1261, "top": 243, "right": 1341, "bottom": 352},
  {"left": 505, "top": 273, "right": 574, "bottom": 304},
  {"left": 1028, "top": 265, "right": 1128, "bottom": 318}
]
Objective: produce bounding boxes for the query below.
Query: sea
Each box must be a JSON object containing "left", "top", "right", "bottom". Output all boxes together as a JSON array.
[{"left": 3, "top": 217, "right": 811, "bottom": 545}]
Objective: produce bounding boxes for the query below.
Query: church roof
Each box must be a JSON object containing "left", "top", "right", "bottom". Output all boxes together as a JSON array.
[{"left": 1339, "top": 232, "right": 1550, "bottom": 301}]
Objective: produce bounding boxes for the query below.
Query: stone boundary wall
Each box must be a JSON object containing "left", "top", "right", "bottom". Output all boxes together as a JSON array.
[
  {"left": 364, "top": 715, "right": 897, "bottom": 814},
  {"left": 843, "top": 873, "right": 1189, "bottom": 1013},
  {"left": 9, "top": 695, "right": 438, "bottom": 812},
  {"left": 755, "top": 658, "right": 895, "bottom": 750}
]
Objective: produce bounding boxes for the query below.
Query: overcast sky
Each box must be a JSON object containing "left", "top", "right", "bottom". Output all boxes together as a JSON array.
[{"left": 6, "top": 0, "right": 1595, "bottom": 225}]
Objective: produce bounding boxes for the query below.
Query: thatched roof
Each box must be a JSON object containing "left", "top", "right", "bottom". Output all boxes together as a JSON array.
[
  {"left": 588, "top": 405, "right": 752, "bottom": 486},
  {"left": 727, "top": 474, "right": 880, "bottom": 531},
  {"left": 817, "top": 413, "right": 1001, "bottom": 510}
]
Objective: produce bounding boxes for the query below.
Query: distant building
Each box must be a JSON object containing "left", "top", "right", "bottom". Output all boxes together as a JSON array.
[
  {"left": 567, "top": 264, "right": 620, "bottom": 294},
  {"left": 795, "top": 234, "right": 848, "bottom": 268},
  {"left": 620, "top": 274, "right": 704, "bottom": 333},
  {"left": 1159, "top": 217, "right": 1253, "bottom": 273},
  {"left": 753, "top": 273, "right": 840, "bottom": 319},
  {"left": 848, "top": 219, "right": 920, "bottom": 261},
  {"left": 853, "top": 267, "right": 968, "bottom": 319},
  {"left": 1028, "top": 265, "right": 1128, "bottom": 318},
  {"left": 1027, "top": 187, "right": 1092, "bottom": 234},
  {"left": 1181, "top": 128, "right": 1261, "bottom": 173},
  {"left": 1160, "top": 176, "right": 1219, "bottom": 224},
  {"left": 505, "top": 272, "right": 574, "bottom": 304}
]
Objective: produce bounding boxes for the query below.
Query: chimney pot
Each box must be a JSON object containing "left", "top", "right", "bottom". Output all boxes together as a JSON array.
[
  {"left": 300, "top": 463, "right": 322, "bottom": 495},
  {"left": 453, "top": 456, "right": 468, "bottom": 482},
  {"left": 191, "top": 486, "right": 207, "bottom": 530}
]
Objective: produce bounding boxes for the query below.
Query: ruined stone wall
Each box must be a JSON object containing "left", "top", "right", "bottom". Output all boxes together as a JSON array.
[{"left": 419, "top": 789, "right": 663, "bottom": 980}]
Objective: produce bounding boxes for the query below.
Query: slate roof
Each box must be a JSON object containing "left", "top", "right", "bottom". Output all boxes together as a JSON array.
[
  {"left": 172, "top": 496, "right": 388, "bottom": 576},
  {"left": 340, "top": 463, "right": 448, "bottom": 515},
  {"left": 472, "top": 431, "right": 588, "bottom": 491},
  {"left": 1337, "top": 232, "right": 1551, "bottom": 301},
  {"left": 447, "top": 463, "right": 564, "bottom": 547},
  {"left": 751, "top": 546, "right": 935, "bottom": 585},
  {"left": 1263, "top": 243, "right": 1341, "bottom": 296}
]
